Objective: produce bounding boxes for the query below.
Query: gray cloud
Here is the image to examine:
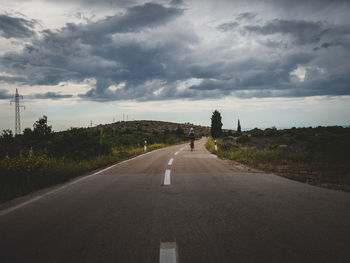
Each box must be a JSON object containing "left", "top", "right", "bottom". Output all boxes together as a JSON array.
[
  {"left": 0, "top": 14, "right": 36, "bottom": 38},
  {"left": 220, "top": 16, "right": 350, "bottom": 50},
  {"left": 263, "top": 0, "right": 350, "bottom": 11},
  {"left": 0, "top": 0, "right": 137, "bottom": 8},
  {"left": 236, "top": 12, "right": 257, "bottom": 21},
  {"left": 0, "top": 89, "right": 12, "bottom": 100},
  {"left": 170, "top": 0, "right": 184, "bottom": 6},
  {"left": 217, "top": 22, "right": 239, "bottom": 32},
  {"left": 86, "top": 2, "right": 183, "bottom": 35},
  {"left": 29, "top": 92, "right": 73, "bottom": 100},
  {"left": 0, "top": 1, "right": 349, "bottom": 101},
  {"left": 244, "top": 19, "right": 325, "bottom": 45},
  {"left": 217, "top": 12, "right": 257, "bottom": 32},
  {"left": 0, "top": 2, "right": 185, "bottom": 86}
]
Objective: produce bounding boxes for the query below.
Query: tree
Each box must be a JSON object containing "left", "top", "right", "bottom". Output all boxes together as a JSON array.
[
  {"left": 23, "top": 128, "right": 33, "bottom": 137},
  {"left": 237, "top": 119, "right": 241, "bottom": 135},
  {"left": 0, "top": 129, "right": 13, "bottom": 141},
  {"left": 33, "top": 116, "right": 52, "bottom": 137},
  {"left": 0, "top": 129, "right": 14, "bottom": 157},
  {"left": 175, "top": 125, "right": 185, "bottom": 136},
  {"left": 211, "top": 110, "right": 223, "bottom": 138}
]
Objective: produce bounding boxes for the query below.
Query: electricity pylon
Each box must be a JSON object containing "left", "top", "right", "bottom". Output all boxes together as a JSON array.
[{"left": 10, "top": 89, "right": 25, "bottom": 135}]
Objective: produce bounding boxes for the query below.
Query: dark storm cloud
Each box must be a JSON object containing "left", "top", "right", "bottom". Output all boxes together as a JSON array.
[
  {"left": 0, "top": 89, "right": 12, "bottom": 99},
  {"left": 245, "top": 19, "right": 326, "bottom": 45},
  {"left": 217, "top": 22, "right": 239, "bottom": 32},
  {"left": 86, "top": 2, "right": 183, "bottom": 34},
  {"left": 0, "top": 0, "right": 137, "bottom": 8},
  {"left": 170, "top": 0, "right": 184, "bottom": 6},
  {"left": 0, "top": 2, "right": 185, "bottom": 90},
  {"left": 264, "top": 0, "right": 350, "bottom": 10},
  {"left": 30, "top": 92, "right": 73, "bottom": 100},
  {"left": 0, "top": 14, "right": 37, "bottom": 38},
  {"left": 186, "top": 52, "right": 349, "bottom": 99},
  {"left": 242, "top": 18, "right": 350, "bottom": 51},
  {"left": 36, "top": 2, "right": 183, "bottom": 45},
  {"left": 0, "top": 1, "right": 350, "bottom": 101},
  {"left": 217, "top": 12, "right": 257, "bottom": 32},
  {"left": 236, "top": 12, "right": 257, "bottom": 21}
]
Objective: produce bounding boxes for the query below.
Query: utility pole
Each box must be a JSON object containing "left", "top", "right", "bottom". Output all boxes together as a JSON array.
[{"left": 10, "top": 89, "right": 25, "bottom": 135}]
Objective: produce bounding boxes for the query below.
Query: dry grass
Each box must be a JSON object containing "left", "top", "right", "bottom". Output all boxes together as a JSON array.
[
  {"left": 206, "top": 138, "right": 350, "bottom": 192},
  {"left": 0, "top": 143, "right": 168, "bottom": 203}
]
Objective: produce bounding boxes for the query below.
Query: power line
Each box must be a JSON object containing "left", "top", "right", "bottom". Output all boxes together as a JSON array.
[{"left": 10, "top": 89, "right": 25, "bottom": 135}]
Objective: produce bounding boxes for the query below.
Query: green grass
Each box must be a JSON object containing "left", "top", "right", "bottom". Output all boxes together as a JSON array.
[
  {"left": 0, "top": 143, "right": 168, "bottom": 202},
  {"left": 206, "top": 138, "right": 350, "bottom": 192}
]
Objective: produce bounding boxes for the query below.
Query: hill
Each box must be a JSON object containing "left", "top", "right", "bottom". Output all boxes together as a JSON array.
[{"left": 95, "top": 120, "right": 210, "bottom": 136}]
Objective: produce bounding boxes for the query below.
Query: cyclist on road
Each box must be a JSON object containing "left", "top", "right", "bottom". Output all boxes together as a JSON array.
[{"left": 188, "top": 128, "right": 195, "bottom": 151}]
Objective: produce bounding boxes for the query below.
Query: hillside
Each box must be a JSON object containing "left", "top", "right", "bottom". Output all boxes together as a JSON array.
[{"left": 96, "top": 120, "right": 210, "bottom": 136}]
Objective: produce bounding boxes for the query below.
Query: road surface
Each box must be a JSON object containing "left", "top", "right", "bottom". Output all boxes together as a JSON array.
[{"left": 0, "top": 138, "right": 349, "bottom": 263}]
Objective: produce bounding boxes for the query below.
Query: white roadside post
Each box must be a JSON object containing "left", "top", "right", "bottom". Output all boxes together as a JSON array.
[
  {"left": 214, "top": 140, "right": 218, "bottom": 151},
  {"left": 144, "top": 140, "right": 147, "bottom": 152}
]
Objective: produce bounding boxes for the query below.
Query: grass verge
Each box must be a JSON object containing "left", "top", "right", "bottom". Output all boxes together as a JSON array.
[
  {"left": 206, "top": 138, "right": 350, "bottom": 192},
  {"left": 0, "top": 143, "right": 168, "bottom": 203}
]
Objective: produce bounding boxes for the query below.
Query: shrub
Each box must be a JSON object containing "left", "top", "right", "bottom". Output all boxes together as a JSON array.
[{"left": 237, "top": 134, "right": 250, "bottom": 143}]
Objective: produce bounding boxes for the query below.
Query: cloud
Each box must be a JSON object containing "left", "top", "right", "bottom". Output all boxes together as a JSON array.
[
  {"left": 0, "top": 14, "right": 37, "bottom": 39},
  {"left": 217, "top": 22, "right": 239, "bottom": 32},
  {"left": 263, "top": 0, "right": 350, "bottom": 10},
  {"left": 0, "top": 89, "right": 12, "bottom": 99},
  {"left": 29, "top": 92, "right": 73, "bottom": 100},
  {"left": 244, "top": 19, "right": 326, "bottom": 45},
  {"left": 0, "top": 0, "right": 137, "bottom": 8},
  {"left": 85, "top": 2, "right": 184, "bottom": 35},
  {"left": 236, "top": 12, "right": 257, "bottom": 21},
  {"left": 0, "top": 2, "right": 185, "bottom": 86},
  {"left": 170, "top": 0, "right": 184, "bottom": 6},
  {"left": 0, "top": 1, "right": 349, "bottom": 102}
]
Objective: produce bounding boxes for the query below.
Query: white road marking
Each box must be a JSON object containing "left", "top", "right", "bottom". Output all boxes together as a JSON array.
[
  {"left": 160, "top": 242, "right": 178, "bottom": 263},
  {"left": 174, "top": 152, "right": 179, "bottom": 155},
  {"left": 0, "top": 148, "right": 165, "bottom": 217},
  {"left": 168, "top": 158, "right": 174, "bottom": 165},
  {"left": 164, "top": 169, "right": 171, "bottom": 185}
]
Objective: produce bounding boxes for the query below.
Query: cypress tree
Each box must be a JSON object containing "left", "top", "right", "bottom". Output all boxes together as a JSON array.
[
  {"left": 211, "top": 110, "right": 223, "bottom": 138},
  {"left": 237, "top": 119, "right": 241, "bottom": 134}
]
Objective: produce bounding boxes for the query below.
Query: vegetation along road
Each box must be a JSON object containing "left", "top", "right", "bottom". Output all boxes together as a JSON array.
[{"left": 0, "top": 138, "right": 349, "bottom": 263}]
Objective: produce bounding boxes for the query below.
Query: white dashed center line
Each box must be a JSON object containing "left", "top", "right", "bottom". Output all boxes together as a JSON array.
[
  {"left": 160, "top": 242, "right": 178, "bottom": 263},
  {"left": 168, "top": 158, "right": 174, "bottom": 165},
  {"left": 174, "top": 152, "right": 179, "bottom": 155},
  {"left": 164, "top": 169, "right": 171, "bottom": 185}
]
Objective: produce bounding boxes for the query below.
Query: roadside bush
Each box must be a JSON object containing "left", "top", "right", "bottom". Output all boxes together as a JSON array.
[
  {"left": 206, "top": 127, "right": 350, "bottom": 191},
  {"left": 0, "top": 143, "right": 169, "bottom": 202},
  {"left": 237, "top": 134, "right": 250, "bottom": 143},
  {"left": 49, "top": 128, "right": 112, "bottom": 160},
  {"left": 221, "top": 141, "right": 238, "bottom": 151},
  {"left": 249, "top": 128, "right": 264, "bottom": 137},
  {"left": 264, "top": 127, "right": 279, "bottom": 137}
]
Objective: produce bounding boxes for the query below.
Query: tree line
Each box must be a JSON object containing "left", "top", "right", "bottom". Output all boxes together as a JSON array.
[{"left": 0, "top": 116, "right": 188, "bottom": 161}]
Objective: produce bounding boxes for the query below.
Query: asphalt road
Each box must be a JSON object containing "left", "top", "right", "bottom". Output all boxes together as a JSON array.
[{"left": 0, "top": 138, "right": 349, "bottom": 263}]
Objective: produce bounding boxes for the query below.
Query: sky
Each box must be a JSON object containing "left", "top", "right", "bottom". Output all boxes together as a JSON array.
[{"left": 0, "top": 0, "right": 349, "bottom": 132}]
